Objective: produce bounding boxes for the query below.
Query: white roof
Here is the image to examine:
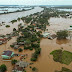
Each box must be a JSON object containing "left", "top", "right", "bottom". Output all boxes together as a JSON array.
[
  {"left": 43, "top": 32, "right": 50, "bottom": 36},
  {"left": 68, "top": 27, "right": 72, "bottom": 31}
]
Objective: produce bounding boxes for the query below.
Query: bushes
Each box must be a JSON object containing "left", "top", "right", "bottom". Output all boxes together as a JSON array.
[
  {"left": 10, "top": 45, "right": 14, "bottom": 48},
  {"left": 11, "top": 59, "right": 17, "bottom": 65},
  {"left": 31, "top": 58, "right": 37, "bottom": 61},
  {"left": 31, "top": 43, "right": 40, "bottom": 48},
  {"left": 13, "top": 28, "right": 16, "bottom": 31},
  {"left": 24, "top": 46, "right": 32, "bottom": 50},
  {"left": 31, "top": 48, "right": 41, "bottom": 61},
  {"left": 32, "top": 67, "right": 37, "bottom": 71},
  {"left": 17, "top": 17, "right": 20, "bottom": 21},
  {"left": 18, "top": 48, "right": 23, "bottom": 52},
  {"left": 5, "top": 25, "right": 10, "bottom": 28},
  {"left": 0, "top": 64, "right": 7, "bottom": 72},
  {"left": 56, "top": 30, "right": 68, "bottom": 40},
  {"left": 11, "top": 20, "right": 17, "bottom": 24},
  {"left": 25, "top": 17, "right": 32, "bottom": 23}
]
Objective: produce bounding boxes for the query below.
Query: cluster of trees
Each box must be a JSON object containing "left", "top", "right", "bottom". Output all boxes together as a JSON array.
[
  {"left": 56, "top": 30, "right": 68, "bottom": 40},
  {"left": 31, "top": 47, "right": 41, "bottom": 61},
  {"left": 11, "top": 20, "right": 17, "bottom": 24}
]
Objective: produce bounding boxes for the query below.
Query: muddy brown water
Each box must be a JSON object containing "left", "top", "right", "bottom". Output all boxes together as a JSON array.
[{"left": 0, "top": 17, "right": 72, "bottom": 72}]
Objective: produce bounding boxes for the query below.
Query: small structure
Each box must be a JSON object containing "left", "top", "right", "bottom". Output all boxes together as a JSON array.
[
  {"left": 0, "top": 37, "right": 7, "bottom": 44},
  {"left": 12, "top": 61, "right": 29, "bottom": 72},
  {"left": 16, "top": 61, "right": 29, "bottom": 68},
  {"left": 68, "top": 26, "right": 72, "bottom": 40},
  {"left": 66, "top": 13, "right": 69, "bottom": 16},
  {"left": 43, "top": 32, "right": 50, "bottom": 38},
  {"left": 48, "top": 34, "right": 56, "bottom": 40},
  {"left": 0, "top": 41, "right": 3, "bottom": 45},
  {"left": 17, "top": 42, "right": 24, "bottom": 45},
  {"left": 1, "top": 50, "right": 14, "bottom": 59},
  {"left": 12, "top": 65, "right": 24, "bottom": 72},
  {"left": 14, "top": 45, "right": 20, "bottom": 49}
]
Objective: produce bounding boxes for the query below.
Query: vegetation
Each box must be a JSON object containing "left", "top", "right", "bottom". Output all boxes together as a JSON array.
[
  {"left": 31, "top": 48, "right": 41, "bottom": 61},
  {"left": 18, "top": 48, "right": 23, "bottom": 52},
  {"left": 32, "top": 67, "right": 37, "bottom": 71},
  {"left": 13, "top": 28, "right": 16, "bottom": 31},
  {"left": 0, "top": 64, "right": 7, "bottom": 72},
  {"left": 11, "top": 59, "right": 17, "bottom": 65},
  {"left": 25, "top": 17, "right": 32, "bottom": 23},
  {"left": 5, "top": 25, "right": 10, "bottom": 28},
  {"left": 17, "top": 17, "right": 20, "bottom": 21},
  {"left": 50, "top": 49, "right": 72, "bottom": 65},
  {"left": 10, "top": 45, "right": 14, "bottom": 48},
  {"left": 55, "top": 67, "right": 72, "bottom": 72},
  {"left": 11, "top": 20, "right": 17, "bottom": 24},
  {"left": 56, "top": 30, "right": 68, "bottom": 39}
]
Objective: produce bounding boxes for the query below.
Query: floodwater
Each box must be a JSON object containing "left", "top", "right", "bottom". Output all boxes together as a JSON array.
[
  {"left": 0, "top": 7, "right": 43, "bottom": 23},
  {"left": 58, "top": 9, "right": 72, "bottom": 12},
  {"left": 0, "top": 7, "right": 43, "bottom": 35},
  {"left": 0, "top": 12, "right": 72, "bottom": 72},
  {"left": 48, "top": 17, "right": 72, "bottom": 34}
]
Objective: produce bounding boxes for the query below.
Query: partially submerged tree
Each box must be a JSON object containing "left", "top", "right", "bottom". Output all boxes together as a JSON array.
[
  {"left": 0, "top": 64, "right": 7, "bottom": 72},
  {"left": 56, "top": 30, "right": 68, "bottom": 39},
  {"left": 11, "top": 59, "right": 17, "bottom": 65}
]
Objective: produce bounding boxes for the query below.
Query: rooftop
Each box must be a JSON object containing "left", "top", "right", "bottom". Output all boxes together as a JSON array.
[
  {"left": 2, "top": 50, "right": 13, "bottom": 56},
  {"left": 16, "top": 61, "right": 29, "bottom": 68}
]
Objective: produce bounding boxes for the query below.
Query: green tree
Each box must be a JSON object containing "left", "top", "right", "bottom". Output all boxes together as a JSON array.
[
  {"left": 18, "top": 48, "right": 23, "bottom": 52},
  {"left": 13, "top": 28, "right": 16, "bottom": 31},
  {"left": 11, "top": 59, "right": 17, "bottom": 65},
  {"left": 0, "top": 64, "right": 7, "bottom": 72},
  {"left": 56, "top": 30, "right": 68, "bottom": 39}
]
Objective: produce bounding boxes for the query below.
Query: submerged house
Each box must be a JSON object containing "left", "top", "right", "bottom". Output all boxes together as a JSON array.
[
  {"left": 1, "top": 50, "right": 14, "bottom": 59},
  {"left": 48, "top": 34, "right": 56, "bottom": 40},
  {"left": 0, "top": 37, "right": 7, "bottom": 44},
  {"left": 68, "top": 26, "right": 72, "bottom": 32},
  {"left": 12, "top": 61, "right": 29, "bottom": 72},
  {"left": 43, "top": 32, "right": 50, "bottom": 38}
]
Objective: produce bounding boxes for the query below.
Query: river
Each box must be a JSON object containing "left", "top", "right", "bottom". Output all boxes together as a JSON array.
[{"left": 0, "top": 7, "right": 43, "bottom": 23}]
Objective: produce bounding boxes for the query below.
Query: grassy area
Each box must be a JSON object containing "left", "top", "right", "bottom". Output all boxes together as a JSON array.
[
  {"left": 55, "top": 67, "right": 72, "bottom": 72},
  {"left": 50, "top": 49, "right": 72, "bottom": 65}
]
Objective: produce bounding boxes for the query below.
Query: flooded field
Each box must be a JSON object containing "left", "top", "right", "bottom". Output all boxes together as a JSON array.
[{"left": 48, "top": 17, "right": 72, "bottom": 34}]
